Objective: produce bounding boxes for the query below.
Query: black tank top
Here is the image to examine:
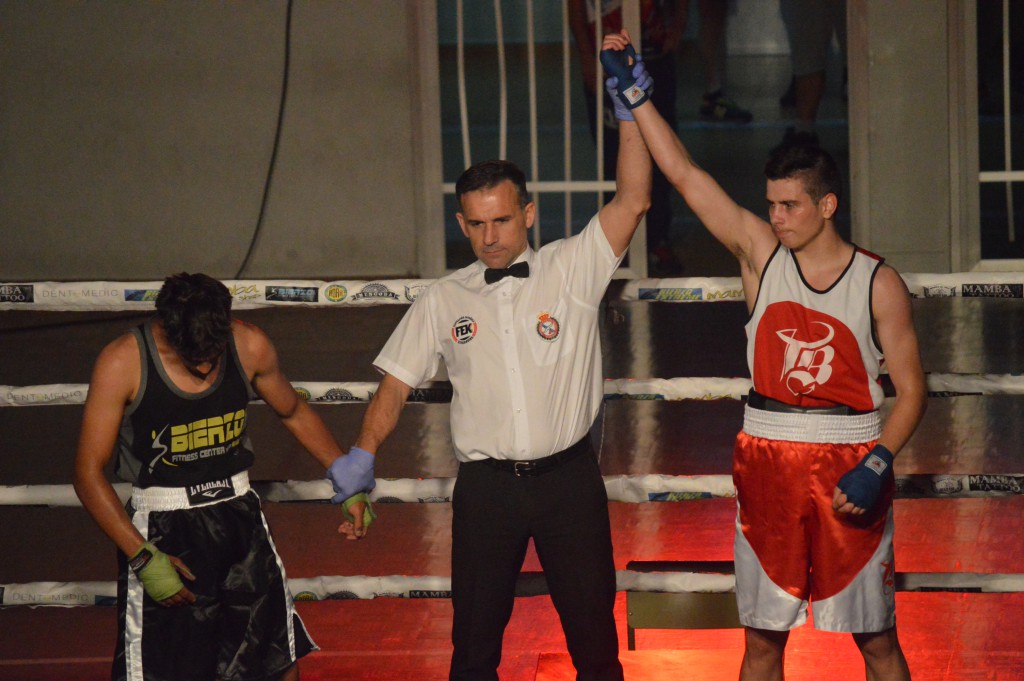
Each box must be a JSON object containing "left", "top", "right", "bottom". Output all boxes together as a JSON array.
[{"left": 116, "top": 320, "right": 256, "bottom": 487}]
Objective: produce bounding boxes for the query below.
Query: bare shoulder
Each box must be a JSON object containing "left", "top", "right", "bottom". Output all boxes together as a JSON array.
[
  {"left": 232, "top": 318, "right": 267, "bottom": 343},
  {"left": 96, "top": 331, "right": 141, "bottom": 372},
  {"left": 873, "top": 263, "right": 911, "bottom": 297},
  {"left": 89, "top": 331, "right": 142, "bottom": 399},
  {"left": 872, "top": 263, "right": 914, "bottom": 319},
  {"left": 231, "top": 319, "right": 277, "bottom": 373}
]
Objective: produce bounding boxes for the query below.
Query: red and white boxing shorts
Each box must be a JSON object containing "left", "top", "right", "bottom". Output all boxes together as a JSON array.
[{"left": 733, "top": 405, "right": 897, "bottom": 633}]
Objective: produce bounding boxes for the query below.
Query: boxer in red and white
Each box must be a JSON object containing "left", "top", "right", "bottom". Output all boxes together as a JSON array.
[{"left": 604, "top": 29, "right": 928, "bottom": 681}]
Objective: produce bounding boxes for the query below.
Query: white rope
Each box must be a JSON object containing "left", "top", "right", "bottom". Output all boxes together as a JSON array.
[
  {"left": 4, "top": 569, "right": 1022, "bottom": 608},
  {"left": 0, "top": 475, "right": 730, "bottom": 507},
  {"left": 0, "top": 280, "right": 431, "bottom": 311},
  {"left": 6, "top": 374, "right": 1024, "bottom": 407},
  {"left": 3, "top": 274, "right": 1023, "bottom": 310},
  {"left": 5, "top": 472, "right": 1024, "bottom": 508}
]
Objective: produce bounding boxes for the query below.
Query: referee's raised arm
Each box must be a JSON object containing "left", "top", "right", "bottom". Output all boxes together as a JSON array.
[{"left": 597, "top": 30, "right": 653, "bottom": 258}]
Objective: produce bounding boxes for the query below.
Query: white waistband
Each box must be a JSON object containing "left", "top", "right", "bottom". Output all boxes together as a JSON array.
[
  {"left": 131, "top": 471, "right": 250, "bottom": 512},
  {"left": 742, "top": 405, "right": 882, "bottom": 444}
]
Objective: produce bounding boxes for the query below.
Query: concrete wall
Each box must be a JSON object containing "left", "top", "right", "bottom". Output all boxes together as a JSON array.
[
  {"left": 1, "top": 1, "right": 990, "bottom": 280},
  {"left": 0, "top": 1, "right": 428, "bottom": 280},
  {"left": 848, "top": 0, "right": 967, "bottom": 273}
]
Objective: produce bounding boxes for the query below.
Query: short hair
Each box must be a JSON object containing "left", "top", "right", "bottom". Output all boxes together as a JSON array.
[
  {"left": 455, "top": 160, "right": 530, "bottom": 209},
  {"left": 764, "top": 143, "right": 842, "bottom": 205},
  {"left": 154, "top": 272, "right": 232, "bottom": 363}
]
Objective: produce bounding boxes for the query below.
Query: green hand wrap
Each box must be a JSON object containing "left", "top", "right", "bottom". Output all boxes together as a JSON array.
[
  {"left": 130, "top": 542, "right": 184, "bottom": 601},
  {"left": 341, "top": 492, "right": 377, "bottom": 530}
]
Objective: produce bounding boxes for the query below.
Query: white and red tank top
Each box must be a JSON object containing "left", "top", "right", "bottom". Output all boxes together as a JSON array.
[{"left": 745, "top": 244, "right": 886, "bottom": 412}]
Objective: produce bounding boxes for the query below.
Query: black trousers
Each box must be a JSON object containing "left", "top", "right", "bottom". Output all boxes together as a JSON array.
[{"left": 449, "top": 441, "right": 623, "bottom": 681}]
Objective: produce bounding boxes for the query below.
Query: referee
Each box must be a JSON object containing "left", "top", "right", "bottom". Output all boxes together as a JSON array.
[{"left": 326, "top": 52, "right": 654, "bottom": 681}]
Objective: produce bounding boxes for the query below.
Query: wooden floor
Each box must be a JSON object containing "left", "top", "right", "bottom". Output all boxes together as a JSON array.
[{"left": 1, "top": 499, "right": 1023, "bottom": 680}]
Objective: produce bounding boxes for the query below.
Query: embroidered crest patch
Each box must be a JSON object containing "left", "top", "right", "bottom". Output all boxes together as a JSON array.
[
  {"left": 536, "top": 313, "right": 560, "bottom": 341},
  {"left": 451, "top": 316, "right": 477, "bottom": 344}
]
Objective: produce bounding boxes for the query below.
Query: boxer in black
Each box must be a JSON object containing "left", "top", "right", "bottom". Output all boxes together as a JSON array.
[{"left": 74, "top": 272, "right": 369, "bottom": 681}]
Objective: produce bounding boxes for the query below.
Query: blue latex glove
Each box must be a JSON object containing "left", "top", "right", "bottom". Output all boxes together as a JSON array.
[
  {"left": 836, "top": 444, "right": 894, "bottom": 511},
  {"left": 599, "top": 44, "right": 650, "bottom": 112},
  {"left": 327, "top": 446, "right": 376, "bottom": 503},
  {"left": 605, "top": 60, "right": 653, "bottom": 122}
]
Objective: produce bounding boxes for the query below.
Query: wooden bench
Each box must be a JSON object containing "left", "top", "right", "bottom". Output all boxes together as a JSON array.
[
  {"left": 624, "top": 559, "right": 1018, "bottom": 650},
  {"left": 625, "top": 560, "right": 742, "bottom": 650}
]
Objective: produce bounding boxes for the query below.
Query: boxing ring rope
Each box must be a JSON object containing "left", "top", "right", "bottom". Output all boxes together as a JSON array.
[
  {"left": 2, "top": 369, "right": 1022, "bottom": 506},
  {"left": 4, "top": 568, "right": 1024, "bottom": 608},
  {"left": 2, "top": 274, "right": 1022, "bottom": 609},
  {"left": 3, "top": 272, "right": 1024, "bottom": 311},
  {"left": 5, "top": 373, "right": 1024, "bottom": 408},
  {"left": 2, "top": 470, "right": 1023, "bottom": 510}
]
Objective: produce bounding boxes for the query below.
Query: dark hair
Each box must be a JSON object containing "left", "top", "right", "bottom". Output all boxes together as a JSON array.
[
  {"left": 764, "top": 143, "right": 841, "bottom": 205},
  {"left": 455, "top": 160, "right": 530, "bottom": 209},
  {"left": 154, "top": 272, "right": 232, "bottom": 363}
]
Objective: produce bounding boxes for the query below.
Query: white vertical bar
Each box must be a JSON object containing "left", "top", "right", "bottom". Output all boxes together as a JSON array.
[
  {"left": 594, "top": 1, "right": 605, "bottom": 211},
  {"left": 1003, "top": 0, "right": 1016, "bottom": 241},
  {"left": 526, "top": 0, "right": 541, "bottom": 249},
  {"left": 494, "top": 0, "right": 508, "bottom": 161},
  {"left": 563, "top": 1, "right": 573, "bottom": 240},
  {"left": 621, "top": 0, "right": 640, "bottom": 40},
  {"left": 456, "top": 0, "right": 471, "bottom": 170}
]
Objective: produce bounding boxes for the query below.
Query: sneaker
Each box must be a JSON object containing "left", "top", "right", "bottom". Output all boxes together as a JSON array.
[
  {"left": 699, "top": 90, "right": 753, "bottom": 123},
  {"left": 771, "top": 126, "right": 820, "bottom": 155}
]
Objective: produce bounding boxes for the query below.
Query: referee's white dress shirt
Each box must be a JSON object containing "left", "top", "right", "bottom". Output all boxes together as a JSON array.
[{"left": 374, "top": 214, "right": 623, "bottom": 463}]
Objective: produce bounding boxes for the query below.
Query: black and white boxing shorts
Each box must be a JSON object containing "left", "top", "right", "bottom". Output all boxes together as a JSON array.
[{"left": 113, "top": 471, "right": 317, "bottom": 681}]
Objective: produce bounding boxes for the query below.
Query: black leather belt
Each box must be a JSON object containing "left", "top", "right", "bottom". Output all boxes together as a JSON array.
[
  {"left": 484, "top": 437, "right": 592, "bottom": 477},
  {"left": 746, "top": 389, "right": 873, "bottom": 416}
]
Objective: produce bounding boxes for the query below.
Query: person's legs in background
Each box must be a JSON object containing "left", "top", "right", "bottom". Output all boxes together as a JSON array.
[
  {"left": 583, "top": 73, "right": 682, "bottom": 276},
  {"left": 645, "top": 52, "right": 684, "bottom": 276},
  {"left": 778, "top": 0, "right": 846, "bottom": 148},
  {"left": 696, "top": 0, "right": 753, "bottom": 124}
]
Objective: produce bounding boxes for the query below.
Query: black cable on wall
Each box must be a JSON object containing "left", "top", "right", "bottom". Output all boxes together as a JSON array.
[{"left": 234, "top": 0, "right": 294, "bottom": 279}]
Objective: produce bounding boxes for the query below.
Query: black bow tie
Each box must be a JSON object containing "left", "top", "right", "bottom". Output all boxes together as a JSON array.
[{"left": 484, "top": 261, "right": 530, "bottom": 284}]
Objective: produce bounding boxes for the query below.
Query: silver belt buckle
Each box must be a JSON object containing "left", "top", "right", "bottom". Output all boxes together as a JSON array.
[{"left": 513, "top": 461, "right": 535, "bottom": 477}]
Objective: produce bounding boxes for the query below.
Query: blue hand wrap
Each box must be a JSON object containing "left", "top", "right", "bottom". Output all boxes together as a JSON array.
[
  {"left": 605, "top": 61, "right": 653, "bottom": 121},
  {"left": 327, "top": 446, "right": 376, "bottom": 503},
  {"left": 599, "top": 45, "right": 650, "bottom": 111},
  {"left": 837, "top": 444, "right": 894, "bottom": 511}
]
